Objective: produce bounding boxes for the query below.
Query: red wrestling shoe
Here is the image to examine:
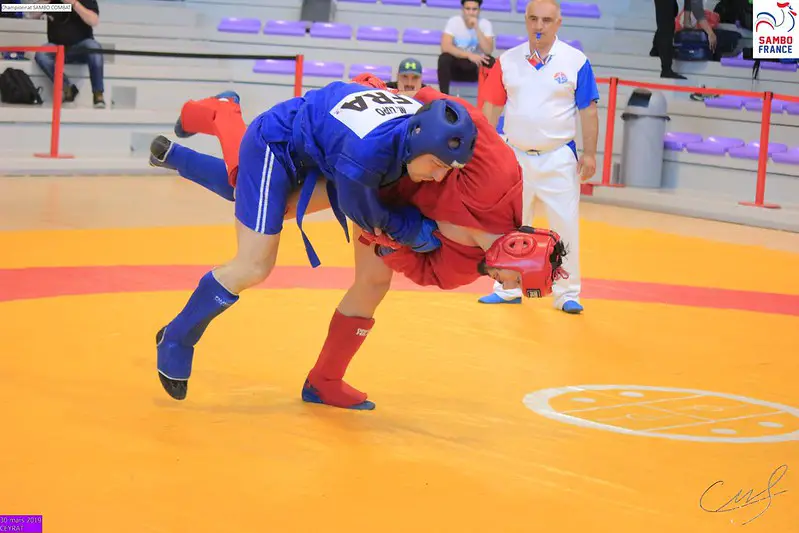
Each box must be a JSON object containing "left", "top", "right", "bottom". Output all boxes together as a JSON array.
[
  {"left": 175, "top": 91, "right": 241, "bottom": 138},
  {"left": 301, "top": 310, "right": 376, "bottom": 410},
  {"left": 302, "top": 374, "right": 375, "bottom": 410}
]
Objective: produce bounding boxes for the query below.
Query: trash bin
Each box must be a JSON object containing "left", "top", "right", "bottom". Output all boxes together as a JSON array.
[{"left": 619, "top": 89, "right": 670, "bottom": 188}]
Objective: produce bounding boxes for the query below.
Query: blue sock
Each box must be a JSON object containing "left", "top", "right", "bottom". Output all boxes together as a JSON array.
[
  {"left": 167, "top": 143, "right": 236, "bottom": 202},
  {"left": 164, "top": 271, "right": 239, "bottom": 346}
]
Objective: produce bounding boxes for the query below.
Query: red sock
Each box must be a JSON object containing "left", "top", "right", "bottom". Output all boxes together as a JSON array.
[
  {"left": 179, "top": 99, "right": 246, "bottom": 186},
  {"left": 307, "top": 310, "right": 375, "bottom": 407}
]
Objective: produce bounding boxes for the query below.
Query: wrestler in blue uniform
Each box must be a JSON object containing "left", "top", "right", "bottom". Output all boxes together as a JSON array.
[{"left": 154, "top": 81, "right": 478, "bottom": 400}]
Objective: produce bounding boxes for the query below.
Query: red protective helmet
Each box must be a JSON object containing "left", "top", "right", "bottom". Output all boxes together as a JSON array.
[
  {"left": 484, "top": 227, "right": 569, "bottom": 298},
  {"left": 352, "top": 73, "right": 390, "bottom": 91}
]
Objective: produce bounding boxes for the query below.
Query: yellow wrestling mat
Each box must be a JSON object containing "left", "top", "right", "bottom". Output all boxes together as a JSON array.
[{"left": 1, "top": 200, "right": 798, "bottom": 533}]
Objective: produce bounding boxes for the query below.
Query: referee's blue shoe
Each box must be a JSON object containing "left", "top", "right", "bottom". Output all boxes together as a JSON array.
[{"left": 477, "top": 293, "right": 521, "bottom": 304}]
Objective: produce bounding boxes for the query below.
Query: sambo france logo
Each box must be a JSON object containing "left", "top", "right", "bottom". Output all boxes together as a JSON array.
[
  {"left": 754, "top": 0, "right": 798, "bottom": 58},
  {"left": 553, "top": 71, "right": 568, "bottom": 84}
]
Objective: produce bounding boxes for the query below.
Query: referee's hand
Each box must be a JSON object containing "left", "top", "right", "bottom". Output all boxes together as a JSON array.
[{"left": 577, "top": 154, "right": 596, "bottom": 182}]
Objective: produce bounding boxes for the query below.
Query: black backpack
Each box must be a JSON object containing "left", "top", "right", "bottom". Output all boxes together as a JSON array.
[
  {"left": 714, "top": 0, "right": 753, "bottom": 30},
  {"left": 0, "top": 68, "right": 44, "bottom": 105}
]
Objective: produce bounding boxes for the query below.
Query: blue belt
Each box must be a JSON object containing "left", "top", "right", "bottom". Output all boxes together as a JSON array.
[
  {"left": 290, "top": 117, "right": 350, "bottom": 267},
  {"left": 292, "top": 158, "right": 350, "bottom": 269}
]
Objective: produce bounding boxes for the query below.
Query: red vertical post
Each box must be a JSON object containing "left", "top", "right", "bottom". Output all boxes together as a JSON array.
[
  {"left": 739, "top": 91, "right": 779, "bottom": 208},
  {"left": 35, "top": 45, "right": 73, "bottom": 158},
  {"left": 294, "top": 54, "right": 304, "bottom": 98},
  {"left": 477, "top": 65, "right": 486, "bottom": 110},
  {"left": 600, "top": 77, "right": 622, "bottom": 187}
]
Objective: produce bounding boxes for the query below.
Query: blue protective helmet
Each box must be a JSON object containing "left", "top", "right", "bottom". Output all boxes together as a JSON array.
[{"left": 404, "top": 99, "right": 477, "bottom": 168}]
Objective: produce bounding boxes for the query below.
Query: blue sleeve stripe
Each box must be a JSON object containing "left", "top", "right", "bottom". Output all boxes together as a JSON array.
[{"left": 575, "top": 59, "right": 600, "bottom": 110}]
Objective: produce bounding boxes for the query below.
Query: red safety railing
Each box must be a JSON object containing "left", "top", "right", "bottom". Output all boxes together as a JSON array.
[
  {"left": 0, "top": 46, "right": 306, "bottom": 160},
  {"left": 294, "top": 54, "right": 304, "bottom": 99},
  {"left": 591, "top": 76, "right": 799, "bottom": 209},
  {"left": 0, "top": 45, "right": 72, "bottom": 159}
]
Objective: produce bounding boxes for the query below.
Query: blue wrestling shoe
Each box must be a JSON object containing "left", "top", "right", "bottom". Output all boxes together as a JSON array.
[
  {"left": 561, "top": 301, "right": 584, "bottom": 314},
  {"left": 301, "top": 379, "right": 376, "bottom": 411},
  {"left": 477, "top": 293, "right": 522, "bottom": 304},
  {"left": 174, "top": 90, "right": 241, "bottom": 139},
  {"left": 149, "top": 135, "right": 176, "bottom": 171},
  {"left": 155, "top": 326, "right": 193, "bottom": 400}
]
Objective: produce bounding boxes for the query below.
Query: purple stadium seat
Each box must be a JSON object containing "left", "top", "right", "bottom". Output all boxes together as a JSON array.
[
  {"left": 772, "top": 148, "right": 799, "bottom": 164},
  {"left": 727, "top": 146, "right": 760, "bottom": 159},
  {"left": 310, "top": 22, "right": 352, "bottom": 39},
  {"left": 720, "top": 54, "right": 754, "bottom": 68},
  {"left": 743, "top": 98, "right": 786, "bottom": 113},
  {"left": 356, "top": 26, "right": 399, "bottom": 42},
  {"left": 426, "top": 0, "right": 461, "bottom": 7},
  {"left": 664, "top": 131, "right": 702, "bottom": 150},
  {"left": 664, "top": 139, "right": 684, "bottom": 151},
  {"left": 728, "top": 141, "right": 788, "bottom": 159},
  {"left": 496, "top": 34, "right": 527, "bottom": 50},
  {"left": 263, "top": 20, "right": 307, "bottom": 36},
  {"left": 708, "top": 135, "right": 745, "bottom": 148},
  {"left": 422, "top": 67, "right": 439, "bottom": 85},
  {"left": 304, "top": 61, "right": 345, "bottom": 77},
  {"left": 382, "top": 0, "right": 421, "bottom": 5},
  {"left": 403, "top": 28, "right": 443, "bottom": 45},
  {"left": 563, "top": 39, "right": 583, "bottom": 51},
  {"left": 785, "top": 102, "right": 799, "bottom": 115},
  {"left": 339, "top": 0, "right": 376, "bottom": 3},
  {"left": 348, "top": 63, "right": 393, "bottom": 80},
  {"left": 704, "top": 95, "right": 745, "bottom": 109},
  {"left": 666, "top": 132, "right": 703, "bottom": 143},
  {"left": 559, "top": 2, "right": 601, "bottom": 18},
  {"left": 481, "top": 0, "right": 512, "bottom": 12},
  {"left": 253, "top": 59, "right": 344, "bottom": 78},
  {"left": 685, "top": 141, "right": 728, "bottom": 155},
  {"left": 686, "top": 136, "right": 744, "bottom": 155},
  {"left": 761, "top": 61, "right": 798, "bottom": 72},
  {"left": 253, "top": 59, "right": 296, "bottom": 75},
  {"left": 217, "top": 18, "right": 261, "bottom": 34},
  {"left": 753, "top": 141, "right": 789, "bottom": 153}
]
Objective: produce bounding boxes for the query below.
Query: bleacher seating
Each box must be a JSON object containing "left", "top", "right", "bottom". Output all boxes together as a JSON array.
[
  {"left": 1, "top": 0, "right": 798, "bottom": 225},
  {"left": 721, "top": 52, "right": 798, "bottom": 72},
  {"left": 402, "top": 28, "right": 442, "bottom": 45},
  {"left": 310, "top": 22, "right": 353, "bottom": 39},
  {"left": 357, "top": 26, "right": 400, "bottom": 42},
  {"left": 348, "top": 63, "right": 393, "bottom": 80},
  {"left": 263, "top": 20, "right": 307, "bottom": 36},
  {"left": 217, "top": 17, "right": 262, "bottom": 33}
]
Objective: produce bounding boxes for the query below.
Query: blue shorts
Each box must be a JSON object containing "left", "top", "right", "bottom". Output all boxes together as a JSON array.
[{"left": 234, "top": 107, "right": 300, "bottom": 235}]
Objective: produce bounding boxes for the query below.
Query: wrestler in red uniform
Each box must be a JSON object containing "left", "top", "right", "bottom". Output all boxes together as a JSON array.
[
  {"left": 149, "top": 76, "right": 567, "bottom": 410},
  {"left": 373, "top": 82, "right": 524, "bottom": 290}
]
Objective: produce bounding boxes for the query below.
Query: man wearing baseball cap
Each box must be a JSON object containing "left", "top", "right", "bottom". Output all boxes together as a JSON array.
[{"left": 386, "top": 57, "right": 427, "bottom": 93}]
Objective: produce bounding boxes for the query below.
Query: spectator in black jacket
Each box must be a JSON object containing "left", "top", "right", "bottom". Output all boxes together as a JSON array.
[{"left": 32, "top": 0, "right": 105, "bottom": 108}]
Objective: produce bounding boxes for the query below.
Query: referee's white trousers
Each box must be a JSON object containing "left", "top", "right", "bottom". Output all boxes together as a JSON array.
[{"left": 490, "top": 142, "right": 582, "bottom": 308}]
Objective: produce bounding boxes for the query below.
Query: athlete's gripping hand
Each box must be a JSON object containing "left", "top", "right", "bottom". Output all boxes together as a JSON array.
[
  {"left": 385, "top": 208, "right": 440, "bottom": 253},
  {"left": 359, "top": 228, "right": 401, "bottom": 249},
  {"left": 407, "top": 217, "right": 441, "bottom": 253},
  {"left": 359, "top": 218, "right": 440, "bottom": 254}
]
